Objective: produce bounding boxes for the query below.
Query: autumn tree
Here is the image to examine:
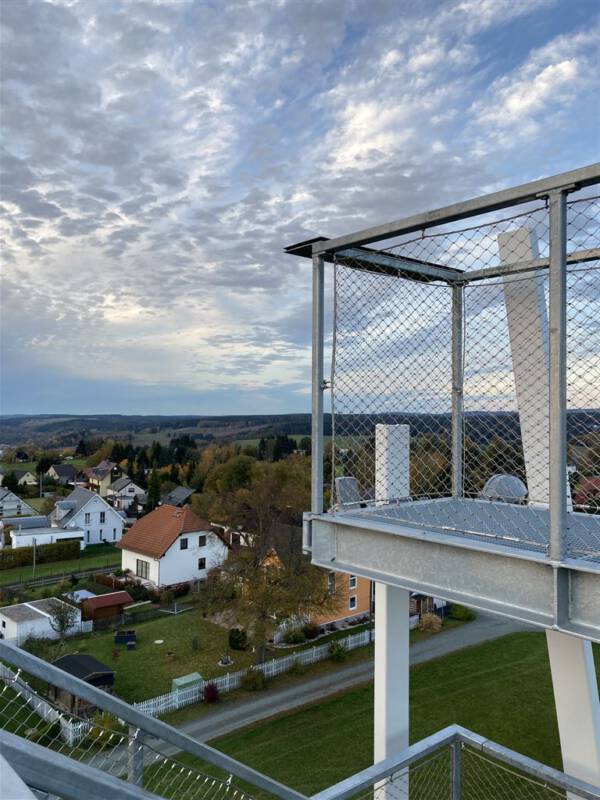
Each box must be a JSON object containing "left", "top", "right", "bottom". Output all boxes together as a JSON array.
[{"left": 47, "top": 600, "right": 79, "bottom": 640}]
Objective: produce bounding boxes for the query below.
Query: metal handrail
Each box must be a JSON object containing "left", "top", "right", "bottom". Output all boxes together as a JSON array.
[
  {"left": 0, "top": 729, "right": 162, "bottom": 800},
  {"left": 0, "top": 640, "right": 306, "bottom": 800}
]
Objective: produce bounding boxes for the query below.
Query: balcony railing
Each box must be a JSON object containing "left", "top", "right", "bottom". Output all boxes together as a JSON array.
[{"left": 1, "top": 641, "right": 599, "bottom": 800}]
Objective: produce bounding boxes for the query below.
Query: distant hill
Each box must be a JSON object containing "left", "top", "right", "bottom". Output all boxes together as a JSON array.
[{"left": 1, "top": 409, "right": 598, "bottom": 451}]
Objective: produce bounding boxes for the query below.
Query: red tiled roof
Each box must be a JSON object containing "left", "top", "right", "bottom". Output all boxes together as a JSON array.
[
  {"left": 116, "top": 505, "right": 212, "bottom": 559},
  {"left": 574, "top": 477, "right": 600, "bottom": 505},
  {"left": 82, "top": 591, "right": 133, "bottom": 610}
]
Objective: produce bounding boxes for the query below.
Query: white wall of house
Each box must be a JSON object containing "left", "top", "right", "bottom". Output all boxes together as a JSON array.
[
  {"left": 159, "top": 531, "right": 228, "bottom": 586},
  {"left": 64, "top": 495, "right": 124, "bottom": 545},
  {"left": 121, "top": 531, "right": 228, "bottom": 588},
  {"left": 9, "top": 528, "right": 85, "bottom": 550},
  {"left": 121, "top": 548, "right": 161, "bottom": 585},
  {"left": 0, "top": 606, "right": 82, "bottom": 643},
  {"left": 17, "top": 472, "right": 37, "bottom": 486},
  {"left": 0, "top": 492, "right": 36, "bottom": 518}
]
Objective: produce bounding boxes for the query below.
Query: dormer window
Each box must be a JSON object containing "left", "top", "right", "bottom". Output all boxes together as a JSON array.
[
  {"left": 198, "top": 535, "right": 207, "bottom": 547},
  {"left": 180, "top": 538, "right": 188, "bottom": 550}
]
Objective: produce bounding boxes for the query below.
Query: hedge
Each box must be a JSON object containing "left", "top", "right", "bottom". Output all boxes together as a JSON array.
[{"left": 0, "top": 539, "right": 81, "bottom": 571}]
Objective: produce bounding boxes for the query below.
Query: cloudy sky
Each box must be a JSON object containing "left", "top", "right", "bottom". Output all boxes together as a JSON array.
[{"left": 1, "top": 0, "right": 599, "bottom": 415}]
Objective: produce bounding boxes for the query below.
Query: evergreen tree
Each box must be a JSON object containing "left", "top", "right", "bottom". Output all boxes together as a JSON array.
[{"left": 145, "top": 469, "right": 161, "bottom": 512}]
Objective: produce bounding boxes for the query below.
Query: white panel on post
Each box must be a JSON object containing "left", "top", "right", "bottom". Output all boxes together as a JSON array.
[
  {"left": 498, "top": 229, "right": 572, "bottom": 509},
  {"left": 375, "top": 424, "right": 410, "bottom": 503},
  {"left": 374, "top": 424, "right": 411, "bottom": 800},
  {"left": 546, "top": 630, "right": 600, "bottom": 793}
]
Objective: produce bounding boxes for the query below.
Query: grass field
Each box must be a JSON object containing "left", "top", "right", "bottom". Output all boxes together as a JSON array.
[
  {"left": 27, "top": 609, "right": 261, "bottom": 702},
  {"left": 0, "top": 458, "right": 88, "bottom": 475},
  {"left": 0, "top": 543, "right": 120, "bottom": 586},
  {"left": 178, "top": 632, "right": 600, "bottom": 796}
]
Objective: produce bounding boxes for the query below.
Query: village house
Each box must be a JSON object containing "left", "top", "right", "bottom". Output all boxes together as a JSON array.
[
  {"left": 51, "top": 486, "right": 124, "bottom": 546},
  {"left": 13, "top": 469, "right": 37, "bottom": 487},
  {"left": 117, "top": 505, "right": 228, "bottom": 587},
  {"left": 83, "top": 459, "right": 121, "bottom": 497},
  {"left": 159, "top": 486, "right": 194, "bottom": 507},
  {"left": 106, "top": 476, "right": 146, "bottom": 513},
  {"left": 1, "top": 514, "right": 85, "bottom": 550},
  {"left": 45, "top": 463, "right": 78, "bottom": 486},
  {"left": 0, "top": 598, "right": 84, "bottom": 644},
  {"left": 0, "top": 488, "right": 36, "bottom": 518}
]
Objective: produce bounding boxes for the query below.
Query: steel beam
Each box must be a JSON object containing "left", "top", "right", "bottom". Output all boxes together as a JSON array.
[
  {"left": 310, "top": 252, "right": 326, "bottom": 536},
  {"left": 451, "top": 284, "right": 464, "bottom": 497},
  {"left": 336, "top": 247, "right": 461, "bottom": 283},
  {"left": 548, "top": 189, "right": 568, "bottom": 563},
  {"left": 307, "top": 513, "right": 600, "bottom": 641},
  {"left": 309, "top": 164, "right": 600, "bottom": 254},
  {"left": 0, "top": 729, "right": 160, "bottom": 800},
  {"left": 464, "top": 246, "right": 600, "bottom": 282}
]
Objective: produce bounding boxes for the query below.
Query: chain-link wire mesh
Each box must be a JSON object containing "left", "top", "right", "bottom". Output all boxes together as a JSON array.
[
  {"left": 462, "top": 746, "right": 566, "bottom": 799},
  {"left": 330, "top": 191, "right": 600, "bottom": 562},
  {"left": 0, "top": 673, "right": 258, "bottom": 800},
  {"left": 353, "top": 748, "right": 452, "bottom": 800}
]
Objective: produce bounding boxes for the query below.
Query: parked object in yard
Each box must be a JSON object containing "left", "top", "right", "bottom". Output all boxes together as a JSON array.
[
  {"left": 114, "top": 629, "right": 136, "bottom": 645},
  {"left": 171, "top": 672, "right": 202, "bottom": 693}
]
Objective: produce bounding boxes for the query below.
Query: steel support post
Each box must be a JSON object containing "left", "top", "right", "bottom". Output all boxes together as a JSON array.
[
  {"left": 451, "top": 740, "right": 462, "bottom": 800},
  {"left": 128, "top": 726, "right": 144, "bottom": 787},
  {"left": 548, "top": 188, "right": 568, "bottom": 561},
  {"left": 451, "top": 284, "right": 464, "bottom": 498},
  {"left": 311, "top": 251, "right": 325, "bottom": 528}
]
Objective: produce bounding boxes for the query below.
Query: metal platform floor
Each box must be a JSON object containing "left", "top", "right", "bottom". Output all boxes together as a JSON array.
[{"left": 332, "top": 497, "right": 600, "bottom": 562}]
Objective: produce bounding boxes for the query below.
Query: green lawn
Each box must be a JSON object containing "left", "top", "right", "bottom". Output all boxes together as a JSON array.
[
  {"left": 26, "top": 609, "right": 261, "bottom": 702},
  {"left": 0, "top": 543, "right": 121, "bottom": 586},
  {"left": 164, "top": 632, "right": 600, "bottom": 797},
  {"left": 0, "top": 457, "right": 88, "bottom": 475}
]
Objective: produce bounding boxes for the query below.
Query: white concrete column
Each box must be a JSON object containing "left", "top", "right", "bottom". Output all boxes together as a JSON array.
[
  {"left": 546, "top": 630, "right": 600, "bottom": 795},
  {"left": 374, "top": 424, "right": 411, "bottom": 799},
  {"left": 375, "top": 424, "right": 410, "bottom": 503},
  {"left": 499, "top": 229, "right": 572, "bottom": 509}
]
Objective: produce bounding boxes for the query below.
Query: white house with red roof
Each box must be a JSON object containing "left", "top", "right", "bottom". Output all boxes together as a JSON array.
[{"left": 116, "top": 505, "right": 228, "bottom": 587}]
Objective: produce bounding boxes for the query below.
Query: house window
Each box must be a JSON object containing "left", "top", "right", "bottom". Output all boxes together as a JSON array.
[
  {"left": 1, "top": 620, "right": 5, "bottom": 628},
  {"left": 180, "top": 538, "right": 188, "bottom": 550},
  {"left": 328, "top": 572, "right": 336, "bottom": 594},
  {"left": 349, "top": 575, "right": 357, "bottom": 590},
  {"left": 16, "top": 504, "right": 21, "bottom": 515},
  {"left": 84, "top": 512, "right": 90, "bottom": 524},
  {"left": 86, "top": 531, "right": 90, "bottom": 543},
  {"left": 198, "top": 535, "right": 206, "bottom": 547},
  {"left": 112, "top": 528, "right": 116, "bottom": 539},
  {"left": 349, "top": 595, "right": 358, "bottom": 611},
  {"left": 136, "top": 559, "right": 149, "bottom": 580},
  {"left": 100, "top": 511, "right": 106, "bottom": 523},
  {"left": 198, "top": 557, "right": 206, "bottom": 570}
]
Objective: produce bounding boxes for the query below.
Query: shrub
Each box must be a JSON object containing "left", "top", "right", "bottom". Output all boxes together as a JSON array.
[
  {"left": 127, "top": 584, "right": 151, "bottom": 602},
  {"left": 87, "top": 712, "right": 125, "bottom": 742},
  {"left": 328, "top": 640, "right": 347, "bottom": 662},
  {"left": 449, "top": 604, "right": 476, "bottom": 622},
  {"left": 69, "top": 573, "right": 79, "bottom": 587},
  {"left": 0, "top": 539, "right": 80, "bottom": 571},
  {"left": 203, "top": 682, "right": 220, "bottom": 703},
  {"left": 283, "top": 628, "right": 306, "bottom": 645},
  {"left": 241, "top": 669, "right": 267, "bottom": 691},
  {"left": 302, "top": 623, "right": 320, "bottom": 640},
  {"left": 160, "top": 590, "right": 175, "bottom": 606},
  {"left": 228, "top": 628, "right": 248, "bottom": 651},
  {"left": 419, "top": 612, "right": 443, "bottom": 633}
]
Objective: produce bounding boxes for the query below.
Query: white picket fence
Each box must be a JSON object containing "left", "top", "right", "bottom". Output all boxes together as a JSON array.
[
  {"left": 0, "top": 662, "right": 89, "bottom": 745},
  {"left": 133, "top": 617, "right": 419, "bottom": 718}
]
